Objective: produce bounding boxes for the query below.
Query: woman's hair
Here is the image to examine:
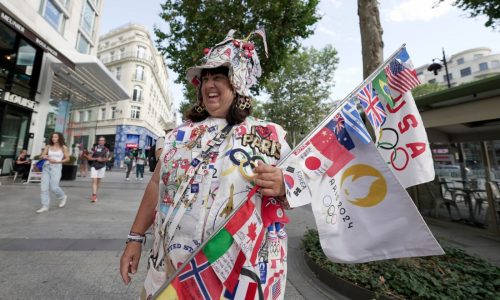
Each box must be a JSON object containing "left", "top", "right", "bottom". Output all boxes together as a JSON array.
[
  {"left": 49, "top": 132, "right": 66, "bottom": 146},
  {"left": 184, "top": 66, "right": 252, "bottom": 125}
]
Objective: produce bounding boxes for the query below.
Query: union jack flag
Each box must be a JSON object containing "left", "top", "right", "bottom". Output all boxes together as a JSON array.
[
  {"left": 385, "top": 48, "right": 420, "bottom": 95},
  {"left": 357, "top": 82, "right": 386, "bottom": 129}
]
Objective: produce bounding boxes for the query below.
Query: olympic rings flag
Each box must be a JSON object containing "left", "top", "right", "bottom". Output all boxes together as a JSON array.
[
  {"left": 280, "top": 45, "right": 443, "bottom": 263},
  {"left": 361, "top": 47, "right": 435, "bottom": 188}
]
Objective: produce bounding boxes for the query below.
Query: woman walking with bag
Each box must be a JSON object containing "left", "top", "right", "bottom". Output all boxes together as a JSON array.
[{"left": 36, "top": 132, "right": 69, "bottom": 213}]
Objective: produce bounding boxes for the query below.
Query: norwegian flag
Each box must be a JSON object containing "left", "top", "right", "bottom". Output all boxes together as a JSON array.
[
  {"left": 385, "top": 48, "right": 421, "bottom": 95},
  {"left": 357, "top": 82, "right": 386, "bottom": 129}
]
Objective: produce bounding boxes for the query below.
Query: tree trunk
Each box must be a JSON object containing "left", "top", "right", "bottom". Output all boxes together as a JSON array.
[{"left": 358, "top": 0, "right": 384, "bottom": 79}]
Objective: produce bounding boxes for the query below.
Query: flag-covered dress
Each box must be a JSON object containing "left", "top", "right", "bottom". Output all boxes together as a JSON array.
[{"left": 141, "top": 116, "right": 291, "bottom": 300}]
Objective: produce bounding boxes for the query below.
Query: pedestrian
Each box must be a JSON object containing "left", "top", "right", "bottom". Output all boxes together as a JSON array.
[
  {"left": 120, "top": 30, "right": 291, "bottom": 299},
  {"left": 79, "top": 148, "right": 89, "bottom": 177},
  {"left": 36, "top": 132, "right": 69, "bottom": 213},
  {"left": 155, "top": 123, "right": 176, "bottom": 160},
  {"left": 124, "top": 152, "right": 133, "bottom": 181},
  {"left": 14, "top": 149, "right": 31, "bottom": 182},
  {"left": 135, "top": 149, "right": 146, "bottom": 180},
  {"left": 86, "top": 136, "right": 110, "bottom": 202}
]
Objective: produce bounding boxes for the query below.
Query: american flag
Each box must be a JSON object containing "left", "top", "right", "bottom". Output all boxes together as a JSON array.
[
  {"left": 252, "top": 27, "right": 268, "bottom": 58},
  {"left": 357, "top": 83, "right": 387, "bottom": 129},
  {"left": 271, "top": 278, "right": 281, "bottom": 300},
  {"left": 385, "top": 48, "right": 420, "bottom": 95}
]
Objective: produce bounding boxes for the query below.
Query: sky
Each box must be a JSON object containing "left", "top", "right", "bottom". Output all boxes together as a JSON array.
[{"left": 100, "top": 0, "right": 500, "bottom": 116}]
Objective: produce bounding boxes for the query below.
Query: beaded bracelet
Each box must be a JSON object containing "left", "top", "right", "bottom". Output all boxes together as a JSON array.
[{"left": 126, "top": 232, "right": 146, "bottom": 245}]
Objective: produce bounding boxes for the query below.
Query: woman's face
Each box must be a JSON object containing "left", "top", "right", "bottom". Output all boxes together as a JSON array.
[
  {"left": 201, "top": 72, "right": 234, "bottom": 118},
  {"left": 51, "top": 134, "right": 59, "bottom": 144}
]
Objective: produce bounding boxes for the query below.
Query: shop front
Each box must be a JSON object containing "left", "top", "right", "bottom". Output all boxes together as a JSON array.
[
  {"left": 115, "top": 125, "right": 157, "bottom": 167},
  {"left": 0, "top": 15, "right": 43, "bottom": 174}
]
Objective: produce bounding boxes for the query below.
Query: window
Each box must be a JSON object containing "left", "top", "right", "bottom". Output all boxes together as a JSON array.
[
  {"left": 81, "top": 0, "right": 96, "bottom": 36},
  {"left": 428, "top": 79, "right": 436, "bottom": 84},
  {"left": 100, "top": 108, "right": 106, "bottom": 120},
  {"left": 137, "top": 45, "right": 146, "bottom": 59},
  {"left": 42, "top": 0, "right": 65, "bottom": 32},
  {"left": 443, "top": 73, "right": 453, "bottom": 82},
  {"left": 110, "top": 51, "right": 115, "bottom": 61},
  {"left": 111, "top": 106, "right": 117, "bottom": 119},
  {"left": 132, "top": 86, "right": 143, "bottom": 101},
  {"left": 460, "top": 67, "right": 471, "bottom": 77},
  {"left": 131, "top": 105, "right": 141, "bottom": 119},
  {"left": 479, "top": 62, "right": 488, "bottom": 71},
  {"left": 79, "top": 111, "right": 85, "bottom": 122},
  {"left": 492, "top": 60, "right": 500, "bottom": 68},
  {"left": 76, "top": 33, "right": 90, "bottom": 54},
  {"left": 457, "top": 58, "right": 464, "bottom": 65},
  {"left": 119, "top": 47, "right": 125, "bottom": 59},
  {"left": 116, "top": 66, "right": 122, "bottom": 80},
  {"left": 135, "top": 65, "right": 144, "bottom": 80},
  {"left": 85, "top": 110, "right": 92, "bottom": 122}
]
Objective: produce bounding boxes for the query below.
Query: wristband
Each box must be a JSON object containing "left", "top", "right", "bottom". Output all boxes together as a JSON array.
[{"left": 126, "top": 232, "right": 146, "bottom": 245}]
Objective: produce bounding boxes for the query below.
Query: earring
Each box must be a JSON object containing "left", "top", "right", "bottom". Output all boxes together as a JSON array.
[
  {"left": 194, "top": 103, "right": 205, "bottom": 113},
  {"left": 237, "top": 96, "right": 252, "bottom": 110}
]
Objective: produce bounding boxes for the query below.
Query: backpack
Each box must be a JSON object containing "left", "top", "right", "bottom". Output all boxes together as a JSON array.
[{"left": 148, "top": 144, "right": 157, "bottom": 172}]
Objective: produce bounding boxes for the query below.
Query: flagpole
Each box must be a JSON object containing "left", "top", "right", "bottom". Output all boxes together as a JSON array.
[{"left": 152, "top": 43, "right": 406, "bottom": 299}]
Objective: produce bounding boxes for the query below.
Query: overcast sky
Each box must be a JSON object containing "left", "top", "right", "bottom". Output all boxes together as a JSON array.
[{"left": 100, "top": 0, "right": 500, "bottom": 117}]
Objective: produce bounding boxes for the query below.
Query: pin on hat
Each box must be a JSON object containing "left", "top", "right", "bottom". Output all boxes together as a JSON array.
[{"left": 186, "top": 28, "right": 268, "bottom": 97}]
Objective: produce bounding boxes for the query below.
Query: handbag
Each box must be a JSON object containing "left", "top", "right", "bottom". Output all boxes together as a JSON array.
[{"left": 35, "top": 159, "right": 46, "bottom": 172}]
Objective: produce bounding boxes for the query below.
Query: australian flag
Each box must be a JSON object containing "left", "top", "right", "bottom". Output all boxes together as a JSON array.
[{"left": 325, "top": 115, "right": 354, "bottom": 151}]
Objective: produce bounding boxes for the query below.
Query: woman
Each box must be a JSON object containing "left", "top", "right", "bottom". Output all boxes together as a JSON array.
[
  {"left": 36, "top": 132, "right": 70, "bottom": 213},
  {"left": 14, "top": 149, "right": 31, "bottom": 182},
  {"left": 120, "top": 30, "right": 291, "bottom": 299}
]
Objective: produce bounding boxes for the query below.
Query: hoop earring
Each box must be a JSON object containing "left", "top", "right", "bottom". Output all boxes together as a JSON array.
[
  {"left": 194, "top": 103, "right": 205, "bottom": 113},
  {"left": 237, "top": 96, "right": 252, "bottom": 110}
]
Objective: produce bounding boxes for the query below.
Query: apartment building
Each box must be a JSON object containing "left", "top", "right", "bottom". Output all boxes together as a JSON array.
[
  {"left": 416, "top": 47, "right": 500, "bottom": 87},
  {"left": 67, "top": 23, "right": 174, "bottom": 166}
]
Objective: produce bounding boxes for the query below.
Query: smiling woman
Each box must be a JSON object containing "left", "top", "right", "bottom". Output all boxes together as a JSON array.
[{"left": 120, "top": 29, "right": 294, "bottom": 300}]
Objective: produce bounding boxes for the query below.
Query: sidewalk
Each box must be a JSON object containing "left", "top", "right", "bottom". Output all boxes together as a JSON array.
[
  {"left": 2, "top": 169, "right": 497, "bottom": 299},
  {"left": 0, "top": 169, "right": 336, "bottom": 299}
]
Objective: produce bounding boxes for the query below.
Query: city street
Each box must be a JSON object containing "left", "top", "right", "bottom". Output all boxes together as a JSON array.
[{"left": 0, "top": 169, "right": 345, "bottom": 299}]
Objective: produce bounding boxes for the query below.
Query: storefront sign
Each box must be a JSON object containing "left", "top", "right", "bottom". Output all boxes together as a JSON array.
[
  {"left": 126, "top": 143, "right": 139, "bottom": 148},
  {"left": 0, "top": 90, "right": 37, "bottom": 110},
  {"left": 0, "top": 8, "right": 75, "bottom": 69}
]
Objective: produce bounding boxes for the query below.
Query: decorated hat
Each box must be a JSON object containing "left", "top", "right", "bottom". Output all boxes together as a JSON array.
[{"left": 186, "top": 29, "right": 268, "bottom": 97}]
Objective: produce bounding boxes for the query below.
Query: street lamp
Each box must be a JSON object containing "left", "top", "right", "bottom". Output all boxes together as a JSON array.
[{"left": 427, "top": 48, "right": 451, "bottom": 88}]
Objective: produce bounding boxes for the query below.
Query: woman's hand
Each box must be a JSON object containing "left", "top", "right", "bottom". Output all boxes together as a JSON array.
[
  {"left": 120, "top": 242, "right": 142, "bottom": 284},
  {"left": 253, "top": 161, "right": 286, "bottom": 197}
]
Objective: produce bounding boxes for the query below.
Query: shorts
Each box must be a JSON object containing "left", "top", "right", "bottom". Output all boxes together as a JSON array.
[{"left": 90, "top": 166, "right": 106, "bottom": 178}]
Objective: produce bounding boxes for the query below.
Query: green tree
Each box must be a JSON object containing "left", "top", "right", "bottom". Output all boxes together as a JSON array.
[
  {"left": 412, "top": 82, "right": 446, "bottom": 97},
  {"left": 437, "top": 0, "right": 500, "bottom": 29},
  {"left": 262, "top": 46, "right": 339, "bottom": 147},
  {"left": 154, "top": 0, "right": 321, "bottom": 116}
]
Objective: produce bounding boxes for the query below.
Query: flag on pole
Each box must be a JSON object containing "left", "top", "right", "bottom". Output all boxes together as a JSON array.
[
  {"left": 341, "top": 99, "right": 372, "bottom": 144},
  {"left": 384, "top": 47, "right": 420, "bottom": 96},
  {"left": 301, "top": 105, "right": 443, "bottom": 262},
  {"left": 372, "top": 71, "right": 395, "bottom": 108},
  {"left": 374, "top": 90, "right": 435, "bottom": 187},
  {"left": 357, "top": 82, "right": 387, "bottom": 129}
]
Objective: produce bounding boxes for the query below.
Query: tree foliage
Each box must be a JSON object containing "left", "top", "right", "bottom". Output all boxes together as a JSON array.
[
  {"left": 262, "top": 46, "right": 339, "bottom": 147},
  {"left": 412, "top": 82, "right": 447, "bottom": 98},
  {"left": 437, "top": 0, "right": 500, "bottom": 29},
  {"left": 154, "top": 0, "right": 321, "bottom": 116}
]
